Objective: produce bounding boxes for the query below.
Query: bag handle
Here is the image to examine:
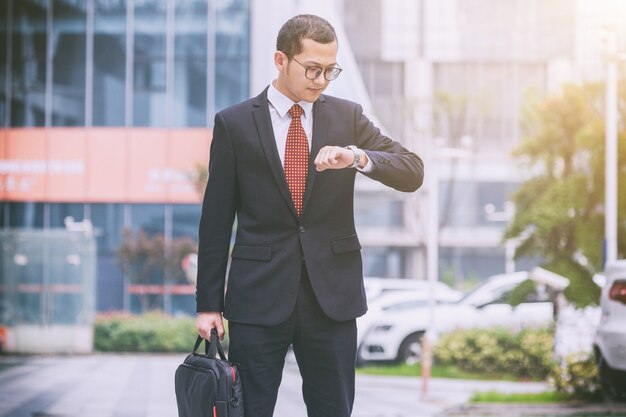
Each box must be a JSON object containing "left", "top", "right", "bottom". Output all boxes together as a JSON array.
[{"left": 193, "top": 328, "right": 226, "bottom": 360}]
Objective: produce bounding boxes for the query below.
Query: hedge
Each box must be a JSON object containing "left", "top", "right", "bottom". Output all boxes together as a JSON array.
[
  {"left": 94, "top": 311, "right": 228, "bottom": 353},
  {"left": 434, "top": 327, "right": 554, "bottom": 379},
  {"left": 549, "top": 354, "right": 602, "bottom": 400}
]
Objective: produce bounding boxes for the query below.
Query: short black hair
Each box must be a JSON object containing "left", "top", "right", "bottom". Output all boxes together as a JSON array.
[{"left": 276, "top": 14, "right": 337, "bottom": 57}]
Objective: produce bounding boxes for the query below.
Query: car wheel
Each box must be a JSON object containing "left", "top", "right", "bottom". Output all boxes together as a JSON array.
[
  {"left": 397, "top": 333, "right": 423, "bottom": 365},
  {"left": 598, "top": 354, "right": 626, "bottom": 402}
]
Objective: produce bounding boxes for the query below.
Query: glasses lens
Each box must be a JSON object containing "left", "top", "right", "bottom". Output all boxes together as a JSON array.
[
  {"left": 325, "top": 67, "right": 342, "bottom": 81},
  {"left": 305, "top": 67, "right": 323, "bottom": 80}
]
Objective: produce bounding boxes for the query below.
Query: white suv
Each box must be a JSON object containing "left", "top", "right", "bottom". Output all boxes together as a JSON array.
[{"left": 594, "top": 260, "right": 626, "bottom": 401}]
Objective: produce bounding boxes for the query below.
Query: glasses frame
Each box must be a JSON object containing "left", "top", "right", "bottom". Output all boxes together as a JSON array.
[{"left": 285, "top": 54, "right": 343, "bottom": 81}]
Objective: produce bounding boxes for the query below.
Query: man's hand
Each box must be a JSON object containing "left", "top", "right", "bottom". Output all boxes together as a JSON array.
[
  {"left": 314, "top": 146, "right": 368, "bottom": 171},
  {"left": 196, "top": 311, "right": 225, "bottom": 340}
]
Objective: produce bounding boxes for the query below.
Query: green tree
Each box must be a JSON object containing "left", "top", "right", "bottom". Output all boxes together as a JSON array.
[{"left": 505, "top": 80, "right": 626, "bottom": 307}]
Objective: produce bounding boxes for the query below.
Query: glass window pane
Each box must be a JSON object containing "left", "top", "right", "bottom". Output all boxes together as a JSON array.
[
  {"left": 172, "top": 203, "right": 200, "bottom": 240},
  {"left": 90, "top": 204, "right": 125, "bottom": 313},
  {"left": 49, "top": 203, "right": 84, "bottom": 228},
  {"left": 126, "top": 204, "right": 165, "bottom": 313},
  {"left": 440, "top": 247, "right": 505, "bottom": 287},
  {"left": 133, "top": 1, "right": 166, "bottom": 127},
  {"left": 9, "top": 202, "right": 44, "bottom": 228},
  {"left": 214, "top": 4, "right": 249, "bottom": 112},
  {"left": 0, "top": 203, "right": 6, "bottom": 229},
  {"left": 439, "top": 180, "right": 477, "bottom": 228},
  {"left": 355, "top": 193, "right": 404, "bottom": 227},
  {"left": 90, "top": 203, "right": 124, "bottom": 254},
  {"left": 0, "top": 1, "right": 7, "bottom": 126},
  {"left": 93, "top": 0, "right": 126, "bottom": 126},
  {"left": 11, "top": 1, "right": 47, "bottom": 127},
  {"left": 363, "top": 247, "right": 406, "bottom": 278},
  {"left": 51, "top": 1, "right": 86, "bottom": 127},
  {"left": 132, "top": 203, "right": 164, "bottom": 235},
  {"left": 173, "top": 0, "right": 207, "bottom": 127}
]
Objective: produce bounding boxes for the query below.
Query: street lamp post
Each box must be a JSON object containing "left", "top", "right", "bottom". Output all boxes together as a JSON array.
[
  {"left": 605, "top": 28, "right": 618, "bottom": 266},
  {"left": 422, "top": 142, "right": 472, "bottom": 398}
]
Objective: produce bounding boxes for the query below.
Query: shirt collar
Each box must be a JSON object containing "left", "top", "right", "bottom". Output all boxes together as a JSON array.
[{"left": 268, "top": 81, "right": 314, "bottom": 119}]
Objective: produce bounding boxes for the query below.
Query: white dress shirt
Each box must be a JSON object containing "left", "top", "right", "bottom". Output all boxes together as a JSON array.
[
  {"left": 267, "top": 82, "right": 314, "bottom": 167},
  {"left": 267, "top": 81, "right": 373, "bottom": 171}
]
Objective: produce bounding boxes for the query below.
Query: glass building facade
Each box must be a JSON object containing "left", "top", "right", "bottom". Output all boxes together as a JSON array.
[{"left": 0, "top": 0, "right": 251, "bottom": 315}]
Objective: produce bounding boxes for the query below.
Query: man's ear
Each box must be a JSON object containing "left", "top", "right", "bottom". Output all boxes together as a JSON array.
[{"left": 274, "top": 51, "right": 286, "bottom": 71}]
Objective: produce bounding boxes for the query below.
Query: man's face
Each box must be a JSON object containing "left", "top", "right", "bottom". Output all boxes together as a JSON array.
[{"left": 274, "top": 38, "right": 338, "bottom": 103}]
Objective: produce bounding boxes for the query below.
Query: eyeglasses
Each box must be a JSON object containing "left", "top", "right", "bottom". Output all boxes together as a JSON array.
[{"left": 287, "top": 55, "right": 343, "bottom": 81}]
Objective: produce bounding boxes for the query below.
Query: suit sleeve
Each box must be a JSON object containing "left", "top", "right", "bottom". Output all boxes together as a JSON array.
[
  {"left": 354, "top": 103, "right": 424, "bottom": 192},
  {"left": 196, "top": 112, "right": 238, "bottom": 312}
]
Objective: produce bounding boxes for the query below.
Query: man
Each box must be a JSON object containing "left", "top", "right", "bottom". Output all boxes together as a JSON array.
[{"left": 196, "top": 14, "right": 424, "bottom": 417}]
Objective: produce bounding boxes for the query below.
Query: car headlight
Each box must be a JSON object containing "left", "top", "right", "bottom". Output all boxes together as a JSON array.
[{"left": 372, "top": 324, "right": 393, "bottom": 332}]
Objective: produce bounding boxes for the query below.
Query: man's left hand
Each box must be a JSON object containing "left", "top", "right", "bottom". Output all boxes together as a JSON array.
[{"left": 314, "top": 146, "right": 367, "bottom": 171}]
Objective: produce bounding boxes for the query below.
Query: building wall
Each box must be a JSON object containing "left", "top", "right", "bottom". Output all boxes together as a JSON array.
[
  {"left": 342, "top": 0, "right": 626, "bottom": 287},
  {"left": 0, "top": 0, "right": 251, "bottom": 314}
]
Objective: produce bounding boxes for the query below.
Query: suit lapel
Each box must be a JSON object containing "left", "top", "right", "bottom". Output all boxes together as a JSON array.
[
  {"left": 252, "top": 88, "right": 298, "bottom": 218},
  {"left": 302, "top": 96, "right": 329, "bottom": 216}
]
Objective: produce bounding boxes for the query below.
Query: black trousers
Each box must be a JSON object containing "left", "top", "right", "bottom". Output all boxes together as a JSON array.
[{"left": 228, "top": 264, "right": 357, "bottom": 417}]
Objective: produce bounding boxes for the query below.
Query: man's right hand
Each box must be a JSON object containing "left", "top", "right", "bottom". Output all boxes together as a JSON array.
[{"left": 196, "top": 311, "right": 225, "bottom": 340}]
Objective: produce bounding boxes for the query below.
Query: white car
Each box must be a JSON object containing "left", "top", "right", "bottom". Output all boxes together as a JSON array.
[
  {"left": 364, "top": 277, "right": 463, "bottom": 303},
  {"left": 359, "top": 271, "right": 554, "bottom": 364},
  {"left": 594, "top": 260, "right": 626, "bottom": 400},
  {"left": 358, "top": 281, "right": 462, "bottom": 350}
]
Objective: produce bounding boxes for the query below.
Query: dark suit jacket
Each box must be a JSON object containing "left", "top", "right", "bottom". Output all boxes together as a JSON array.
[{"left": 197, "top": 87, "right": 424, "bottom": 325}]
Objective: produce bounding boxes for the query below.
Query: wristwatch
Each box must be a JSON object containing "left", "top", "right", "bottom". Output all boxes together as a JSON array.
[{"left": 345, "top": 145, "right": 361, "bottom": 168}]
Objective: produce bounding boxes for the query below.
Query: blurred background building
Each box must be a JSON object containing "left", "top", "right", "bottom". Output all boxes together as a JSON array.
[{"left": 1, "top": 0, "right": 625, "bottom": 327}]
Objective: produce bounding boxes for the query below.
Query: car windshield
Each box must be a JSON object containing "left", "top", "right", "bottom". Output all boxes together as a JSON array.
[
  {"left": 458, "top": 273, "right": 552, "bottom": 307},
  {"left": 382, "top": 299, "right": 455, "bottom": 312}
]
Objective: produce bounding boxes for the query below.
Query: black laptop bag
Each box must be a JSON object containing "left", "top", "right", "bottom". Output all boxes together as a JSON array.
[{"left": 175, "top": 329, "right": 244, "bottom": 417}]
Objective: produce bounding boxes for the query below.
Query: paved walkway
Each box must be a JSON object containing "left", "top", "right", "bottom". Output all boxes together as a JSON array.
[{"left": 1, "top": 352, "right": 608, "bottom": 417}]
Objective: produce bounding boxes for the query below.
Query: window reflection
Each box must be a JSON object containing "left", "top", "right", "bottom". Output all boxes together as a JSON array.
[
  {"left": 9, "top": 202, "right": 44, "bottom": 228},
  {"left": 51, "top": 0, "right": 87, "bottom": 126},
  {"left": 133, "top": 1, "right": 166, "bottom": 126},
  {"left": 93, "top": 0, "right": 126, "bottom": 126},
  {"left": 4, "top": 0, "right": 251, "bottom": 128},
  {"left": 172, "top": 203, "right": 200, "bottom": 239},
  {"left": 10, "top": 0, "right": 47, "bottom": 127},
  {"left": 49, "top": 203, "right": 84, "bottom": 228},
  {"left": 91, "top": 203, "right": 124, "bottom": 254},
  {"left": 355, "top": 193, "right": 404, "bottom": 227},
  {"left": 173, "top": 0, "right": 207, "bottom": 127},
  {"left": 215, "top": 5, "right": 249, "bottom": 112},
  {"left": 363, "top": 247, "right": 406, "bottom": 278},
  {"left": 1, "top": 2, "right": 7, "bottom": 126}
]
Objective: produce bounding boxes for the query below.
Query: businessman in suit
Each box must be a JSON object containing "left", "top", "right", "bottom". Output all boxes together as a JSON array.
[{"left": 196, "top": 14, "right": 424, "bottom": 417}]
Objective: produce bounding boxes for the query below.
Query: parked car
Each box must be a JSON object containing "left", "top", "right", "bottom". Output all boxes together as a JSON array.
[
  {"left": 359, "top": 271, "right": 554, "bottom": 365},
  {"left": 364, "top": 277, "right": 463, "bottom": 303},
  {"left": 593, "top": 260, "right": 626, "bottom": 401},
  {"left": 358, "top": 281, "right": 462, "bottom": 350}
]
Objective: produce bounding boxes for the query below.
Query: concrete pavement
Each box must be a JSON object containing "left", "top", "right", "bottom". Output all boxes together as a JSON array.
[{"left": 0, "top": 352, "right": 550, "bottom": 417}]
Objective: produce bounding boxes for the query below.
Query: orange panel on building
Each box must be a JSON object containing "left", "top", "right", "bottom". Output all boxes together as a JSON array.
[
  {"left": 86, "top": 128, "right": 130, "bottom": 202},
  {"left": 0, "top": 127, "right": 212, "bottom": 204},
  {"left": 46, "top": 129, "right": 88, "bottom": 202}
]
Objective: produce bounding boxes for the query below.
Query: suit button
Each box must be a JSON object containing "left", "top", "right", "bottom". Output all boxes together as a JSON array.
[{"left": 299, "top": 226, "right": 306, "bottom": 233}]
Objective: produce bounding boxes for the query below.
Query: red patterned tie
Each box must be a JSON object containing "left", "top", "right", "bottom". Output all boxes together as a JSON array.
[{"left": 284, "top": 104, "right": 309, "bottom": 217}]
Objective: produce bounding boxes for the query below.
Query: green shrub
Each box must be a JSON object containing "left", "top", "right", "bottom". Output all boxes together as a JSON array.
[
  {"left": 94, "top": 311, "right": 228, "bottom": 353},
  {"left": 434, "top": 327, "right": 554, "bottom": 379},
  {"left": 549, "top": 353, "right": 602, "bottom": 400}
]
